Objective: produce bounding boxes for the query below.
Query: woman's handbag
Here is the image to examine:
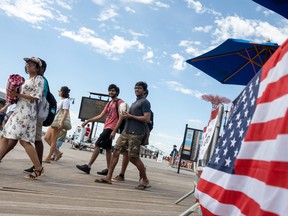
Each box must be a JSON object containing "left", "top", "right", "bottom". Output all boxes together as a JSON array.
[{"left": 50, "top": 109, "right": 72, "bottom": 130}]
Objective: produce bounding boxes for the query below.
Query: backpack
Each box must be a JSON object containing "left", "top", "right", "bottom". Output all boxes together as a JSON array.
[
  {"left": 141, "top": 111, "right": 154, "bottom": 146},
  {"left": 115, "top": 99, "right": 126, "bottom": 134},
  {"left": 37, "top": 96, "right": 49, "bottom": 122},
  {"left": 147, "top": 111, "right": 154, "bottom": 131},
  {"left": 42, "top": 77, "right": 57, "bottom": 127}
]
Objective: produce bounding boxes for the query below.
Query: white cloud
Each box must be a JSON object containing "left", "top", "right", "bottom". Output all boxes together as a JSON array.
[
  {"left": 186, "top": 0, "right": 220, "bottom": 16},
  {"left": 179, "top": 40, "right": 203, "bottom": 57},
  {"left": 154, "top": 2, "right": 169, "bottom": 9},
  {"left": 98, "top": 6, "right": 118, "bottom": 21},
  {"left": 120, "top": 0, "right": 154, "bottom": 4},
  {"left": 0, "top": 0, "right": 53, "bottom": 24},
  {"left": 128, "top": 30, "right": 147, "bottom": 38},
  {"left": 92, "top": 0, "right": 105, "bottom": 5},
  {"left": 213, "top": 15, "right": 288, "bottom": 44},
  {"left": 55, "top": 0, "right": 72, "bottom": 10},
  {"left": 143, "top": 50, "right": 154, "bottom": 63},
  {"left": 165, "top": 81, "right": 203, "bottom": 99},
  {"left": 194, "top": 25, "right": 213, "bottom": 33},
  {"left": 186, "top": 0, "right": 204, "bottom": 13},
  {"left": 0, "top": 0, "right": 68, "bottom": 25},
  {"left": 171, "top": 53, "right": 186, "bottom": 71},
  {"left": 125, "top": 6, "right": 136, "bottom": 13},
  {"left": 60, "top": 27, "right": 145, "bottom": 56}
]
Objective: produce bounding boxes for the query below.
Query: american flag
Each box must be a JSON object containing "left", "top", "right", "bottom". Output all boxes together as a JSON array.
[{"left": 195, "top": 39, "right": 288, "bottom": 216}]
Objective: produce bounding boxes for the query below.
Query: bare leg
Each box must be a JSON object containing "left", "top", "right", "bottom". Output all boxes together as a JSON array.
[
  {"left": 44, "top": 128, "right": 61, "bottom": 161},
  {"left": 19, "top": 140, "right": 42, "bottom": 171},
  {"left": 119, "top": 151, "right": 129, "bottom": 175},
  {"left": 102, "top": 149, "right": 121, "bottom": 182},
  {"left": 44, "top": 127, "right": 53, "bottom": 147},
  {"left": 0, "top": 138, "right": 17, "bottom": 160},
  {"left": 130, "top": 156, "right": 149, "bottom": 184},
  {"left": 88, "top": 146, "right": 100, "bottom": 166},
  {"left": 105, "top": 149, "right": 112, "bottom": 169},
  {"left": 34, "top": 140, "right": 43, "bottom": 164}
]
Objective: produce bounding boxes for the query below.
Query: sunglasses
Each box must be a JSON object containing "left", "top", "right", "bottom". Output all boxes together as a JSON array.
[{"left": 26, "top": 62, "right": 36, "bottom": 67}]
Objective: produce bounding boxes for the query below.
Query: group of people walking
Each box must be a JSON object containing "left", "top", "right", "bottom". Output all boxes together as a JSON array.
[
  {"left": 0, "top": 57, "right": 71, "bottom": 179},
  {"left": 77, "top": 82, "right": 152, "bottom": 188},
  {"left": 0, "top": 56, "right": 152, "bottom": 189}
]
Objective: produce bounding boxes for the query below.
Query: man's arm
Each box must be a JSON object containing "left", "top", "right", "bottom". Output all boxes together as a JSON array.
[
  {"left": 110, "top": 115, "right": 125, "bottom": 139},
  {"left": 123, "top": 111, "right": 150, "bottom": 123},
  {"left": 82, "top": 109, "right": 107, "bottom": 127}
]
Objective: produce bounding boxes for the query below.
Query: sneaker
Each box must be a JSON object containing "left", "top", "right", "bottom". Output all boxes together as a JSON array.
[
  {"left": 76, "top": 164, "right": 91, "bottom": 174},
  {"left": 112, "top": 175, "right": 125, "bottom": 182},
  {"left": 23, "top": 166, "right": 35, "bottom": 174},
  {"left": 97, "top": 168, "right": 108, "bottom": 176}
]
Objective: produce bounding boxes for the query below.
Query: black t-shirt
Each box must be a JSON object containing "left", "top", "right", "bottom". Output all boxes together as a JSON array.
[{"left": 125, "top": 97, "right": 151, "bottom": 135}]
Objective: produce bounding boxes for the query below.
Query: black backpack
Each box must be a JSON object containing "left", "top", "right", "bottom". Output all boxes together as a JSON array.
[
  {"left": 147, "top": 111, "right": 154, "bottom": 131},
  {"left": 42, "top": 77, "right": 57, "bottom": 127}
]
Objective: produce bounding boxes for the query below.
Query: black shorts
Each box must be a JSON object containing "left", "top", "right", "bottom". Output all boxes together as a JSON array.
[{"left": 95, "top": 129, "right": 113, "bottom": 150}]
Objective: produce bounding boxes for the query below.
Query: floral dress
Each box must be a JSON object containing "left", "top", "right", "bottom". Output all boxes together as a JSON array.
[{"left": 4, "top": 75, "right": 44, "bottom": 144}]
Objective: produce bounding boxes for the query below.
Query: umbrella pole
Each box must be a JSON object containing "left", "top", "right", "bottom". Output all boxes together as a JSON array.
[{"left": 245, "top": 48, "right": 257, "bottom": 74}]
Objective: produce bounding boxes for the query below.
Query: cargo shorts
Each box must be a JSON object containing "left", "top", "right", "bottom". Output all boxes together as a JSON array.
[{"left": 114, "top": 131, "right": 145, "bottom": 158}]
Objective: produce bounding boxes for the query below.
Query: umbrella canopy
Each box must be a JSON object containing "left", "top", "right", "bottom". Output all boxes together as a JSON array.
[
  {"left": 253, "top": 0, "right": 288, "bottom": 19},
  {"left": 186, "top": 38, "right": 279, "bottom": 85}
]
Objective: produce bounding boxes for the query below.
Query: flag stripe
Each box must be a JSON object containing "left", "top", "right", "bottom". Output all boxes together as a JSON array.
[
  {"left": 197, "top": 178, "right": 278, "bottom": 216},
  {"left": 261, "top": 40, "right": 288, "bottom": 82},
  {"left": 259, "top": 52, "right": 288, "bottom": 96},
  {"left": 196, "top": 167, "right": 288, "bottom": 215},
  {"left": 235, "top": 159, "right": 288, "bottom": 188},
  {"left": 199, "top": 206, "right": 216, "bottom": 216},
  {"left": 198, "top": 192, "right": 244, "bottom": 216},
  {"left": 244, "top": 110, "right": 288, "bottom": 141},
  {"left": 258, "top": 74, "right": 288, "bottom": 104},
  {"left": 252, "top": 94, "right": 288, "bottom": 123},
  {"left": 236, "top": 135, "right": 288, "bottom": 161}
]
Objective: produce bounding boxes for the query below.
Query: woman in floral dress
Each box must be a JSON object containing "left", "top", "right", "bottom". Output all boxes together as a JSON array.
[{"left": 1, "top": 57, "right": 45, "bottom": 179}]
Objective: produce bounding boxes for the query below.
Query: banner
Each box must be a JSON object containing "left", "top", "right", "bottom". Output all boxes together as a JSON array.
[
  {"left": 180, "top": 125, "right": 203, "bottom": 161},
  {"left": 198, "top": 108, "right": 220, "bottom": 160}
]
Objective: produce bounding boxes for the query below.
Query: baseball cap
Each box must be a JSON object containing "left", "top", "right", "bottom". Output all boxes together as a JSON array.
[{"left": 23, "top": 57, "right": 42, "bottom": 67}]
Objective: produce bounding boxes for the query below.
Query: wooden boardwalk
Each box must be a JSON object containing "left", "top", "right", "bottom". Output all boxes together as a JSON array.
[{"left": 0, "top": 142, "right": 199, "bottom": 216}]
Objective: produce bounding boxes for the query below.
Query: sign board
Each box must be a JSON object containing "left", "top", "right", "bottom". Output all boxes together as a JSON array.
[
  {"left": 181, "top": 125, "right": 203, "bottom": 161},
  {"left": 78, "top": 97, "right": 108, "bottom": 123}
]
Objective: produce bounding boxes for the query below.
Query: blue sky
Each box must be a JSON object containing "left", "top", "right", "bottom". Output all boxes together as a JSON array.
[{"left": 0, "top": 0, "right": 287, "bottom": 155}]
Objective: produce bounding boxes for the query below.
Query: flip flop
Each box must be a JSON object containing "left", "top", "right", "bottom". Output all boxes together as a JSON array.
[
  {"left": 135, "top": 184, "right": 151, "bottom": 190},
  {"left": 55, "top": 153, "right": 63, "bottom": 161},
  {"left": 95, "top": 178, "right": 112, "bottom": 184},
  {"left": 42, "top": 160, "right": 51, "bottom": 163}
]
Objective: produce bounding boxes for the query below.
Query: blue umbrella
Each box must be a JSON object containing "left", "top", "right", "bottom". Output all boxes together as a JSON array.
[
  {"left": 253, "top": 0, "right": 288, "bottom": 19},
  {"left": 186, "top": 38, "right": 279, "bottom": 85}
]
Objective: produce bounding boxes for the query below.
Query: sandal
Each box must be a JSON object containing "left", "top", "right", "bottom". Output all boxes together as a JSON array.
[
  {"left": 25, "top": 167, "right": 44, "bottom": 179},
  {"left": 55, "top": 152, "right": 63, "bottom": 161}
]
